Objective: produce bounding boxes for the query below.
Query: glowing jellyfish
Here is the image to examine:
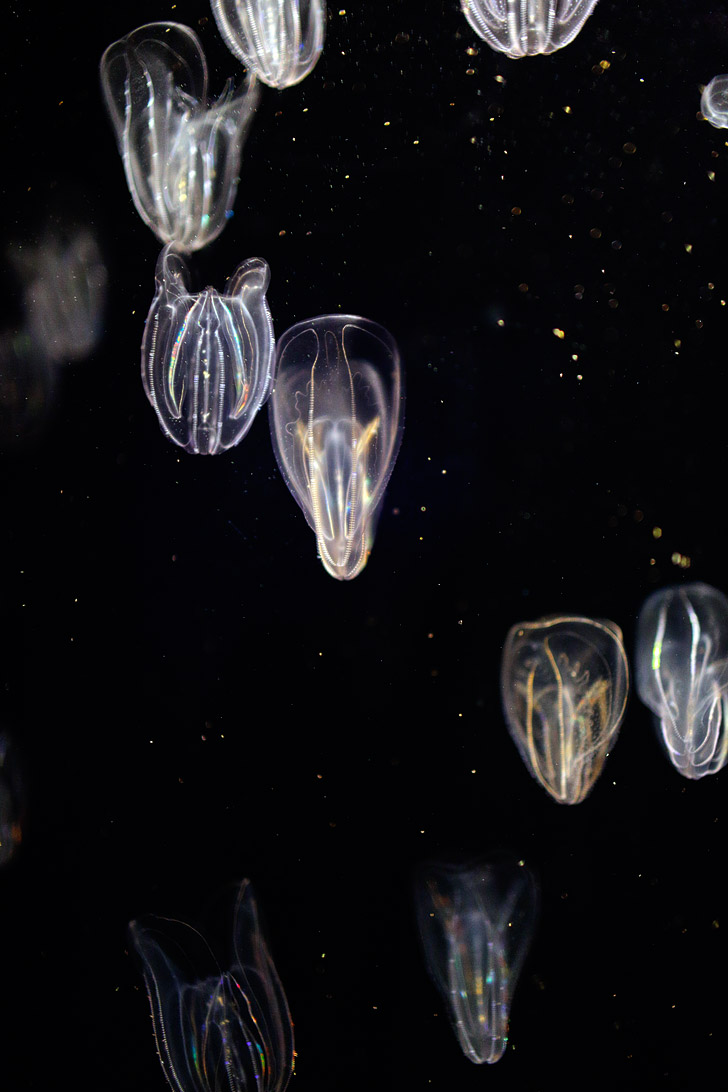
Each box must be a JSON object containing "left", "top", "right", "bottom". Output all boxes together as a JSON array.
[
  {"left": 212, "top": 0, "right": 325, "bottom": 89},
  {"left": 101, "top": 22, "right": 259, "bottom": 251},
  {"left": 501, "top": 614, "right": 629, "bottom": 803},
  {"left": 142, "top": 245, "right": 274, "bottom": 454},
  {"left": 636, "top": 583, "right": 728, "bottom": 779},
  {"left": 270, "top": 315, "right": 405, "bottom": 580},
  {"left": 129, "top": 880, "right": 294, "bottom": 1092},
  {"left": 461, "top": 0, "right": 599, "bottom": 58},
  {"left": 415, "top": 857, "right": 538, "bottom": 1064},
  {"left": 701, "top": 75, "right": 728, "bottom": 130}
]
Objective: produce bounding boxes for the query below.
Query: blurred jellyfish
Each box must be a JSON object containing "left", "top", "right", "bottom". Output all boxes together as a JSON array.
[
  {"left": 635, "top": 583, "right": 728, "bottom": 779},
  {"left": 701, "top": 75, "right": 728, "bottom": 129},
  {"left": 100, "top": 22, "right": 260, "bottom": 251},
  {"left": 270, "top": 314, "right": 405, "bottom": 580},
  {"left": 212, "top": 0, "right": 325, "bottom": 88},
  {"left": 415, "top": 856, "right": 538, "bottom": 1064},
  {"left": 129, "top": 879, "right": 294, "bottom": 1092},
  {"left": 461, "top": 0, "right": 599, "bottom": 58},
  {"left": 0, "top": 328, "right": 57, "bottom": 448},
  {"left": 501, "top": 614, "right": 629, "bottom": 804},
  {"left": 142, "top": 245, "right": 274, "bottom": 454},
  {"left": 11, "top": 228, "right": 107, "bottom": 365}
]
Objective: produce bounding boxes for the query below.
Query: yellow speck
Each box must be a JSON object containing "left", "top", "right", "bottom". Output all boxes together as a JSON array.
[
  {"left": 563, "top": 105, "right": 572, "bottom": 114},
  {"left": 495, "top": 74, "right": 505, "bottom": 84},
  {"left": 497, "top": 318, "right": 505, "bottom": 327},
  {"left": 684, "top": 243, "right": 693, "bottom": 253},
  {"left": 600, "top": 59, "right": 611, "bottom": 70},
  {"left": 671, "top": 552, "right": 692, "bottom": 569},
  {"left": 384, "top": 120, "right": 390, "bottom": 126},
  {"left": 652, "top": 527, "right": 662, "bottom": 539},
  {"left": 553, "top": 328, "right": 565, "bottom": 339}
]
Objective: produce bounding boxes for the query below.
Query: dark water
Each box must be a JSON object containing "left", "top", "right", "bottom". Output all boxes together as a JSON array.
[{"left": 1, "top": 2, "right": 726, "bottom": 1088}]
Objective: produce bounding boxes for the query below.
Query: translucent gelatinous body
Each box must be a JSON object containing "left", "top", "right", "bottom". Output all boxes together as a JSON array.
[
  {"left": 701, "top": 75, "right": 728, "bottom": 130},
  {"left": 635, "top": 583, "right": 728, "bottom": 779},
  {"left": 13, "top": 228, "right": 107, "bottom": 365},
  {"left": 212, "top": 0, "right": 325, "bottom": 89},
  {"left": 461, "top": 0, "right": 599, "bottom": 58},
  {"left": 0, "top": 329, "right": 57, "bottom": 448},
  {"left": 100, "top": 22, "right": 259, "bottom": 251},
  {"left": 270, "top": 315, "right": 404, "bottom": 580},
  {"left": 129, "top": 880, "right": 294, "bottom": 1092},
  {"left": 501, "top": 615, "right": 629, "bottom": 804},
  {"left": 142, "top": 245, "right": 274, "bottom": 454},
  {"left": 415, "top": 858, "right": 538, "bottom": 1065}
]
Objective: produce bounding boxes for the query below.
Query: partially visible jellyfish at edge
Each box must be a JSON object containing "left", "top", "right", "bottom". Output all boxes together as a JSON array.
[
  {"left": 501, "top": 614, "right": 629, "bottom": 804},
  {"left": 635, "top": 583, "right": 728, "bottom": 779},
  {"left": 100, "top": 22, "right": 260, "bottom": 252},
  {"left": 211, "top": 0, "right": 325, "bottom": 89},
  {"left": 414, "top": 857, "right": 538, "bottom": 1065},
  {"left": 461, "top": 0, "right": 599, "bottom": 58},
  {"left": 701, "top": 75, "right": 728, "bottom": 129},
  {"left": 269, "top": 314, "right": 405, "bottom": 580},
  {"left": 129, "top": 879, "right": 294, "bottom": 1092},
  {"left": 142, "top": 245, "right": 274, "bottom": 454}
]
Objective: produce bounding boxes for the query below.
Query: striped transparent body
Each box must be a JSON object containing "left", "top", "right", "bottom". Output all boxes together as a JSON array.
[
  {"left": 636, "top": 583, "right": 728, "bottom": 779},
  {"left": 101, "top": 22, "right": 259, "bottom": 252},
  {"left": 461, "top": 0, "right": 599, "bottom": 58},
  {"left": 415, "top": 859, "right": 538, "bottom": 1065},
  {"left": 270, "top": 316, "right": 404, "bottom": 580},
  {"left": 142, "top": 245, "right": 274, "bottom": 454},
  {"left": 701, "top": 75, "right": 728, "bottom": 130},
  {"left": 129, "top": 880, "right": 294, "bottom": 1092},
  {"left": 212, "top": 0, "right": 325, "bottom": 89},
  {"left": 501, "top": 615, "right": 629, "bottom": 804}
]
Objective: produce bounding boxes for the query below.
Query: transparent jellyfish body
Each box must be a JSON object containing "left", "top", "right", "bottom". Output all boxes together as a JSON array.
[
  {"left": 635, "top": 583, "right": 728, "bottom": 779},
  {"left": 100, "top": 22, "right": 259, "bottom": 251},
  {"left": 415, "top": 857, "right": 538, "bottom": 1065},
  {"left": 129, "top": 879, "right": 294, "bottom": 1092},
  {"left": 212, "top": 0, "right": 325, "bottom": 89},
  {"left": 461, "top": 0, "right": 599, "bottom": 58},
  {"left": 701, "top": 75, "right": 728, "bottom": 129},
  {"left": 12, "top": 228, "right": 107, "bottom": 365},
  {"left": 142, "top": 245, "right": 274, "bottom": 454},
  {"left": 270, "top": 315, "right": 405, "bottom": 580},
  {"left": 501, "top": 615, "right": 629, "bottom": 804}
]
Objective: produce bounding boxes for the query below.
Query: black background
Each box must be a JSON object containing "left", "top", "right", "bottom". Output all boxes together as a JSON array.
[{"left": 1, "top": 1, "right": 728, "bottom": 1089}]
